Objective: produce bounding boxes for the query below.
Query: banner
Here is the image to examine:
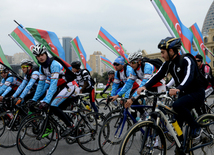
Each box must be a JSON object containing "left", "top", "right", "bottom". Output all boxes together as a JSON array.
[
  {"left": 100, "top": 56, "right": 116, "bottom": 71},
  {"left": 151, "top": 0, "right": 197, "bottom": 55},
  {"left": 96, "top": 27, "right": 129, "bottom": 63},
  {"left": 70, "top": 36, "right": 92, "bottom": 71},
  {"left": 0, "top": 46, "right": 12, "bottom": 69}
]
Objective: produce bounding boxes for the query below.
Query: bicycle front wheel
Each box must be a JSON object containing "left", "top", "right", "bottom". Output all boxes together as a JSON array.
[
  {"left": 16, "top": 116, "right": 59, "bottom": 155},
  {"left": 119, "top": 120, "right": 166, "bottom": 155},
  {"left": 188, "top": 114, "right": 214, "bottom": 155}
]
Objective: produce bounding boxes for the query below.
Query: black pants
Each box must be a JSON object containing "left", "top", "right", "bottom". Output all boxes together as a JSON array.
[{"left": 172, "top": 88, "right": 205, "bottom": 130}]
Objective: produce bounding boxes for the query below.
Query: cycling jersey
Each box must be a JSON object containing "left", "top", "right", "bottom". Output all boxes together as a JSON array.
[
  {"left": 33, "top": 60, "right": 69, "bottom": 104},
  {"left": 12, "top": 69, "right": 40, "bottom": 99},
  {"left": 0, "top": 73, "right": 22, "bottom": 97},
  {"left": 111, "top": 65, "right": 140, "bottom": 98}
]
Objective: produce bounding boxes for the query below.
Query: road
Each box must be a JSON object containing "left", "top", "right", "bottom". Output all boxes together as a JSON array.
[{"left": 0, "top": 97, "right": 213, "bottom": 155}]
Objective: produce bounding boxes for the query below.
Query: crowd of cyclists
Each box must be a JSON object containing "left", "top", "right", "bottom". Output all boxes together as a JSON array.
[{"left": 0, "top": 36, "right": 214, "bottom": 155}]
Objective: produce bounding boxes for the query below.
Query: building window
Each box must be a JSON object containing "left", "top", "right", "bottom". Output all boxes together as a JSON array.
[
  {"left": 213, "top": 36, "right": 214, "bottom": 42},
  {"left": 204, "top": 37, "right": 208, "bottom": 43},
  {"left": 213, "top": 61, "right": 214, "bottom": 67}
]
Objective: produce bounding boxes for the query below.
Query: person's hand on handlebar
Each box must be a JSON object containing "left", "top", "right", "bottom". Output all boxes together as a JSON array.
[
  {"left": 125, "top": 98, "right": 133, "bottom": 108},
  {"left": 137, "top": 86, "right": 147, "bottom": 95},
  {"left": 169, "top": 88, "right": 180, "bottom": 96},
  {"left": 110, "top": 95, "right": 119, "bottom": 102}
]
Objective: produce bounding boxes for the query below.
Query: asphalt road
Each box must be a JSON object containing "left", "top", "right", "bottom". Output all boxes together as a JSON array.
[{"left": 1, "top": 97, "right": 213, "bottom": 155}]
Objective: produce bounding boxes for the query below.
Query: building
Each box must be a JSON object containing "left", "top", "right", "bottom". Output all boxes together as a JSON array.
[
  {"left": 62, "top": 37, "right": 78, "bottom": 64},
  {"left": 202, "top": 1, "right": 214, "bottom": 36},
  {"left": 87, "top": 51, "right": 107, "bottom": 75},
  {"left": 12, "top": 53, "right": 31, "bottom": 65},
  {"left": 5, "top": 55, "right": 13, "bottom": 64}
]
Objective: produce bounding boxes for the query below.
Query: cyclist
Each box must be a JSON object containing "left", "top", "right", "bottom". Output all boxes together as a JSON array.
[
  {"left": 0, "top": 64, "right": 22, "bottom": 102},
  {"left": 110, "top": 56, "right": 141, "bottom": 103},
  {"left": 124, "top": 52, "right": 166, "bottom": 112},
  {"left": 12, "top": 59, "right": 40, "bottom": 106},
  {"left": 31, "top": 44, "right": 80, "bottom": 137},
  {"left": 71, "top": 61, "right": 98, "bottom": 113},
  {"left": 100, "top": 70, "right": 115, "bottom": 96},
  {"left": 139, "top": 37, "right": 205, "bottom": 143}
]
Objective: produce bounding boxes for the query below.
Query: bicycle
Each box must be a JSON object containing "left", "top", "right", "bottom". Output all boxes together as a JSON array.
[
  {"left": 16, "top": 93, "right": 105, "bottom": 155},
  {"left": 119, "top": 90, "right": 214, "bottom": 155},
  {"left": 98, "top": 91, "right": 170, "bottom": 155}
]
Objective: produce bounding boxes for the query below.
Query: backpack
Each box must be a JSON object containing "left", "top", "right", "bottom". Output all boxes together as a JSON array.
[
  {"left": 180, "top": 53, "right": 208, "bottom": 89},
  {"left": 141, "top": 57, "right": 163, "bottom": 73},
  {"left": 80, "top": 69, "right": 95, "bottom": 87},
  {"left": 41, "top": 57, "right": 76, "bottom": 83},
  {"left": 201, "top": 64, "right": 214, "bottom": 86}
]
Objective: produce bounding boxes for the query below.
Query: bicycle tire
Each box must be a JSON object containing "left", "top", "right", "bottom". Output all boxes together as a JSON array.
[
  {"left": 16, "top": 116, "right": 59, "bottom": 155},
  {"left": 97, "top": 101, "right": 111, "bottom": 117},
  {"left": 188, "top": 114, "right": 214, "bottom": 155},
  {"left": 207, "top": 103, "right": 214, "bottom": 114},
  {"left": 105, "top": 108, "right": 122, "bottom": 121},
  {"left": 76, "top": 112, "right": 105, "bottom": 152},
  {"left": 98, "top": 114, "right": 133, "bottom": 155},
  {"left": 119, "top": 120, "right": 167, "bottom": 155}
]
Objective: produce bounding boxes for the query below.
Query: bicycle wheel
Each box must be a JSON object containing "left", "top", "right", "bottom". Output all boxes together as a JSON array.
[
  {"left": 76, "top": 112, "right": 105, "bottom": 152},
  {"left": 188, "top": 114, "right": 214, "bottom": 155},
  {"left": 98, "top": 114, "right": 133, "bottom": 155},
  {"left": 97, "top": 101, "right": 111, "bottom": 117},
  {"left": 119, "top": 120, "right": 167, "bottom": 155},
  {"left": 207, "top": 103, "right": 214, "bottom": 114},
  {"left": 105, "top": 107, "right": 122, "bottom": 121},
  {"left": 0, "top": 116, "right": 5, "bottom": 137},
  {"left": 0, "top": 113, "right": 21, "bottom": 148},
  {"left": 16, "top": 116, "right": 59, "bottom": 155}
]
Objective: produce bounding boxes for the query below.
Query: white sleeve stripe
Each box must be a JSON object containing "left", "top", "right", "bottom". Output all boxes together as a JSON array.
[{"left": 180, "top": 57, "right": 191, "bottom": 86}]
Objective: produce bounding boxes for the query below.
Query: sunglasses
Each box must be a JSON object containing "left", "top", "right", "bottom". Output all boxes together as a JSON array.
[
  {"left": 0, "top": 71, "right": 7, "bottom": 74},
  {"left": 113, "top": 63, "right": 120, "bottom": 66},
  {"left": 21, "top": 65, "right": 29, "bottom": 69},
  {"left": 196, "top": 60, "right": 201, "bottom": 62},
  {"left": 130, "top": 61, "right": 138, "bottom": 64}
]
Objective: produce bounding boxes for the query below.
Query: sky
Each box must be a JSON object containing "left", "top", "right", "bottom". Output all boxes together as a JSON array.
[{"left": 0, "top": 0, "right": 213, "bottom": 62}]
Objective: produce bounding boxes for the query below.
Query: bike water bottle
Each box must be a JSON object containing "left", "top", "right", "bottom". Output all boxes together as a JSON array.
[
  {"left": 171, "top": 119, "right": 183, "bottom": 142},
  {"left": 6, "top": 110, "right": 13, "bottom": 120},
  {"left": 85, "top": 105, "right": 91, "bottom": 111},
  {"left": 136, "top": 117, "right": 142, "bottom": 122}
]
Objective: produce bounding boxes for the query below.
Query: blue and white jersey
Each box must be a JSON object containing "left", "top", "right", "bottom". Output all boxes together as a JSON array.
[
  {"left": 0, "top": 73, "right": 22, "bottom": 97},
  {"left": 111, "top": 65, "right": 134, "bottom": 98},
  {"left": 12, "top": 70, "right": 40, "bottom": 99},
  {"left": 33, "top": 60, "right": 66, "bottom": 104}
]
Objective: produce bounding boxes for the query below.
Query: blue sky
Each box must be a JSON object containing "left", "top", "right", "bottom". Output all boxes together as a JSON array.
[{"left": 0, "top": 0, "right": 213, "bottom": 62}]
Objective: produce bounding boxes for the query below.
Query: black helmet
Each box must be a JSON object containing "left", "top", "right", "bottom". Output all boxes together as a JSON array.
[
  {"left": 158, "top": 37, "right": 181, "bottom": 51},
  {"left": 71, "top": 61, "right": 81, "bottom": 69},
  {"left": 107, "top": 70, "right": 115, "bottom": 75}
]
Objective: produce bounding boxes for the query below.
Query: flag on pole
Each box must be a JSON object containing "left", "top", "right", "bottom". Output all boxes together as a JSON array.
[
  {"left": 100, "top": 56, "right": 116, "bottom": 71},
  {"left": 70, "top": 36, "right": 92, "bottom": 72},
  {"left": 189, "top": 23, "right": 211, "bottom": 63},
  {"left": 9, "top": 25, "right": 38, "bottom": 65},
  {"left": 205, "top": 45, "right": 214, "bottom": 57},
  {"left": 96, "top": 27, "right": 129, "bottom": 63},
  {"left": 0, "top": 46, "right": 12, "bottom": 69},
  {"left": 26, "top": 27, "right": 71, "bottom": 68},
  {"left": 151, "top": 0, "right": 197, "bottom": 55}
]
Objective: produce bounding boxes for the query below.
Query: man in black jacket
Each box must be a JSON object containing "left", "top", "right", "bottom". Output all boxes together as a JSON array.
[{"left": 138, "top": 37, "right": 205, "bottom": 141}]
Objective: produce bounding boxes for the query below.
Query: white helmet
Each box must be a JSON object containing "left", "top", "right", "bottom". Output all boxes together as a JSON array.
[
  {"left": 0, "top": 64, "right": 8, "bottom": 72},
  {"left": 128, "top": 52, "right": 143, "bottom": 62},
  {"left": 21, "top": 59, "right": 33, "bottom": 66},
  {"left": 32, "top": 44, "right": 48, "bottom": 56}
]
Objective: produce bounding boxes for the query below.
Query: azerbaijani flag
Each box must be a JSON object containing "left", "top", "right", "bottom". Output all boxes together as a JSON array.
[
  {"left": 0, "top": 46, "right": 12, "bottom": 69},
  {"left": 96, "top": 27, "right": 129, "bottom": 63},
  {"left": 151, "top": 0, "right": 197, "bottom": 55},
  {"left": 71, "top": 36, "right": 92, "bottom": 72},
  {"left": 26, "top": 27, "right": 71, "bottom": 68},
  {"left": 205, "top": 45, "right": 214, "bottom": 57},
  {"left": 9, "top": 25, "right": 38, "bottom": 65},
  {"left": 100, "top": 56, "right": 116, "bottom": 71},
  {"left": 189, "top": 23, "right": 211, "bottom": 64}
]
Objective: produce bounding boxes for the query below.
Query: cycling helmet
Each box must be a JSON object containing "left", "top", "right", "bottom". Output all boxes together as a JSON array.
[
  {"left": 71, "top": 61, "right": 81, "bottom": 69},
  {"left": 158, "top": 37, "right": 181, "bottom": 50},
  {"left": 21, "top": 59, "right": 34, "bottom": 66},
  {"left": 195, "top": 55, "right": 203, "bottom": 61},
  {"left": 128, "top": 52, "right": 143, "bottom": 62},
  {"left": 107, "top": 70, "right": 115, "bottom": 75},
  {"left": 0, "top": 64, "right": 8, "bottom": 72},
  {"left": 114, "top": 56, "right": 125, "bottom": 65},
  {"left": 32, "top": 44, "right": 48, "bottom": 56}
]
